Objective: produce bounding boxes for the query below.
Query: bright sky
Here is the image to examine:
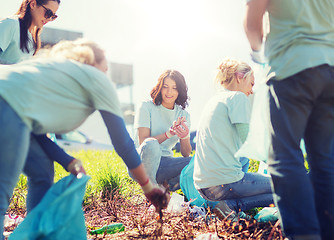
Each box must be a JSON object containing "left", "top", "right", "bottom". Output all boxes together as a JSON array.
[{"left": 1, "top": 0, "right": 253, "bottom": 144}]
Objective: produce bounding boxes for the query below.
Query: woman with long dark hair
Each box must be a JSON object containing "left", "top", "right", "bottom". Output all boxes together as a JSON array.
[
  {"left": 134, "top": 70, "right": 192, "bottom": 191},
  {"left": 0, "top": 0, "right": 59, "bottom": 64}
]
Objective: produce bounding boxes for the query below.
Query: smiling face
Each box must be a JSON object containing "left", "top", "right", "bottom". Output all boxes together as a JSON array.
[
  {"left": 161, "top": 77, "right": 179, "bottom": 109},
  {"left": 238, "top": 73, "right": 255, "bottom": 96},
  {"left": 30, "top": 0, "right": 59, "bottom": 30}
]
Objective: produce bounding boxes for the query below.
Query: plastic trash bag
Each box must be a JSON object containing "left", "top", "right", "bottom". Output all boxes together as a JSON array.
[
  {"left": 254, "top": 207, "right": 279, "bottom": 223},
  {"left": 235, "top": 64, "right": 271, "bottom": 163},
  {"left": 195, "top": 233, "right": 219, "bottom": 240},
  {"left": 180, "top": 156, "right": 217, "bottom": 209},
  {"left": 167, "top": 192, "right": 187, "bottom": 213},
  {"left": 9, "top": 174, "right": 90, "bottom": 240}
]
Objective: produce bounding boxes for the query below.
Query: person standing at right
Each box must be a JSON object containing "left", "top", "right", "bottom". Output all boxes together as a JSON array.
[{"left": 244, "top": 1, "right": 334, "bottom": 239}]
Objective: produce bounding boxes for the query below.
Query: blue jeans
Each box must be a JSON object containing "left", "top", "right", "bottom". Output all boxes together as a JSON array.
[
  {"left": 138, "top": 138, "right": 191, "bottom": 191},
  {"left": 0, "top": 97, "right": 30, "bottom": 240},
  {"left": 0, "top": 97, "right": 55, "bottom": 240},
  {"left": 23, "top": 135, "right": 54, "bottom": 212},
  {"left": 267, "top": 64, "right": 334, "bottom": 239},
  {"left": 199, "top": 172, "right": 273, "bottom": 212}
]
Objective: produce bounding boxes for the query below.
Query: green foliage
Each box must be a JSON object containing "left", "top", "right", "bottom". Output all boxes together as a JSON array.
[
  {"left": 9, "top": 175, "right": 28, "bottom": 210},
  {"left": 58, "top": 150, "right": 142, "bottom": 202},
  {"left": 10, "top": 150, "right": 142, "bottom": 211},
  {"left": 248, "top": 159, "right": 259, "bottom": 173}
]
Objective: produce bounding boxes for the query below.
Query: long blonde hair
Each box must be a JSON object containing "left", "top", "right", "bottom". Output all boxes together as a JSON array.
[{"left": 216, "top": 58, "right": 253, "bottom": 86}]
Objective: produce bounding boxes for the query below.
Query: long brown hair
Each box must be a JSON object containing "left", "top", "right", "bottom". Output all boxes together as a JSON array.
[
  {"left": 16, "top": 0, "right": 60, "bottom": 55},
  {"left": 150, "top": 70, "right": 189, "bottom": 109}
]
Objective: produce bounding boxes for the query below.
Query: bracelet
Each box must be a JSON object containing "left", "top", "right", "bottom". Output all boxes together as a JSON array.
[
  {"left": 140, "top": 178, "right": 150, "bottom": 187},
  {"left": 180, "top": 133, "right": 190, "bottom": 140},
  {"left": 165, "top": 131, "right": 173, "bottom": 139},
  {"left": 141, "top": 179, "right": 154, "bottom": 194}
]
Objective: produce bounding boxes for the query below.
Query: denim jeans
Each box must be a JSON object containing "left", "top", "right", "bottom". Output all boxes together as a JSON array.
[
  {"left": 23, "top": 135, "right": 54, "bottom": 212},
  {"left": 199, "top": 172, "right": 273, "bottom": 212},
  {"left": 267, "top": 64, "right": 334, "bottom": 239},
  {"left": 0, "top": 97, "right": 30, "bottom": 240},
  {"left": 138, "top": 138, "right": 191, "bottom": 191}
]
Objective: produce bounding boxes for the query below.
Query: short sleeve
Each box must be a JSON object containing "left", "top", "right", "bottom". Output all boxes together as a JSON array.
[
  {"left": 227, "top": 92, "right": 251, "bottom": 124},
  {"left": 81, "top": 65, "right": 123, "bottom": 118},
  {"left": 134, "top": 101, "right": 151, "bottom": 129},
  {"left": 0, "top": 18, "right": 16, "bottom": 53}
]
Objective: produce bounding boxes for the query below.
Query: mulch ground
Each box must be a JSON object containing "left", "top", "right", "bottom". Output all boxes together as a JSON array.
[
  {"left": 5, "top": 191, "right": 283, "bottom": 240},
  {"left": 84, "top": 192, "right": 283, "bottom": 240}
]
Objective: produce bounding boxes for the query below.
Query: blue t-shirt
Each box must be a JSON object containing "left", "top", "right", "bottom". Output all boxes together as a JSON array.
[
  {"left": 134, "top": 100, "right": 190, "bottom": 157},
  {"left": 264, "top": 0, "right": 334, "bottom": 80},
  {"left": 194, "top": 89, "right": 251, "bottom": 189},
  {"left": 0, "top": 16, "right": 33, "bottom": 64},
  {"left": 0, "top": 57, "right": 122, "bottom": 134}
]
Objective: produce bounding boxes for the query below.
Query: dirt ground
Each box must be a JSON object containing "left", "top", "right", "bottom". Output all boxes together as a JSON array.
[
  {"left": 5, "top": 192, "right": 283, "bottom": 240},
  {"left": 84, "top": 193, "right": 283, "bottom": 240}
]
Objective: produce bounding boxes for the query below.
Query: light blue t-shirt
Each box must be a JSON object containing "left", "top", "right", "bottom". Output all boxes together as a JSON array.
[
  {"left": 264, "top": 0, "right": 334, "bottom": 80},
  {"left": 0, "top": 57, "right": 122, "bottom": 134},
  {"left": 194, "top": 89, "right": 251, "bottom": 189},
  {"left": 134, "top": 100, "right": 190, "bottom": 157},
  {"left": 0, "top": 16, "right": 33, "bottom": 64}
]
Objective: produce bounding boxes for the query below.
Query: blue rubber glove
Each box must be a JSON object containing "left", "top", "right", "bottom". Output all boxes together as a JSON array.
[{"left": 254, "top": 207, "right": 279, "bottom": 222}]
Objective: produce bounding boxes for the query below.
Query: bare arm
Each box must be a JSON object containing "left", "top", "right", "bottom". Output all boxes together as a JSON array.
[
  {"left": 180, "top": 137, "right": 192, "bottom": 157},
  {"left": 244, "top": 0, "right": 269, "bottom": 51},
  {"left": 137, "top": 127, "right": 170, "bottom": 145}
]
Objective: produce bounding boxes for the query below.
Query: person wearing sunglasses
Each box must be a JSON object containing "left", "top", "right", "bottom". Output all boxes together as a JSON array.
[{"left": 0, "top": 0, "right": 59, "bottom": 64}]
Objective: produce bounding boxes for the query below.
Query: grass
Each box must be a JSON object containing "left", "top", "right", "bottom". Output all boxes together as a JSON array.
[
  {"left": 9, "top": 149, "right": 305, "bottom": 211},
  {"left": 9, "top": 150, "right": 142, "bottom": 210}
]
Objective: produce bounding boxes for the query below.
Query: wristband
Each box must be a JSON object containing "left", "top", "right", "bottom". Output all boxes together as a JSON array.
[
  {"left": 141, "top": 179, "right": 154, "bottom": 194},
  {"left": 139, "top": 178, "right": 150, "bottom": 187},
  {"left": 180, "top": 133, "right": 190, "bottom": 140},
  {"left": 165, "top": 131, "right": 173, "bottom": 139}
]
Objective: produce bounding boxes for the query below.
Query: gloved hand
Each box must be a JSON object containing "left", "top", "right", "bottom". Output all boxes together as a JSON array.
[
  {"left": 254, "top": 207, "right": 279, "bottom": 223},
  {"left": 141, "top": 179, "right": 170, "bottom": 212},
  {"left": 174, "top": 121, "right": 190, "bottom": 139},
  {"left": 67, "top": 159, "right": 86, "bottom": 176},
  {"left": 250, "top": 49, "right": 266, "bottom": 66}
]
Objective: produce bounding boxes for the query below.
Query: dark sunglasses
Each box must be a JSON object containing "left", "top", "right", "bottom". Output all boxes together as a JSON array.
[{"left": 40, "top": 4, "right": 58, "bottom": 21}]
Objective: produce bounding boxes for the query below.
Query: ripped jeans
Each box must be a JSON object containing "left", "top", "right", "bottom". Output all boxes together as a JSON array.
[{"left": 199, "top": 172, "right": 273, "bottom": 212}]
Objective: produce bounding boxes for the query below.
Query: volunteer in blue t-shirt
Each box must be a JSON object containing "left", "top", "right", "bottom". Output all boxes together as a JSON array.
[
  {"left": 0, "top": 39, "right": 169, "bottom": 239},
  {"left": 0, "top": 0, "right": 59, "bottom": 64},
  {"left": 194, "top": 58, "right": 273, "bottom": 221},
  {"left": 134, "top": 70, "right": 192, "bottom": 191},
  {"left": 0, "top": 0, "right": 86, "bottom": 214},
  {"left": 245, "top": 0, "right": 334, "bottom": 238}
]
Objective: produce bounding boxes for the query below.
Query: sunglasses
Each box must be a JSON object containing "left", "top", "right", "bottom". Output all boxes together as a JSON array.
[{"left": 39, "top": 4, "right": 58, "bottom": 21}]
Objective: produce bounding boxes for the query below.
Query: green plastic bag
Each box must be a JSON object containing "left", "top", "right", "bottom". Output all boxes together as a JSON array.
[{"left": 9, "top": 174, "right": 90, "bottom": 240}]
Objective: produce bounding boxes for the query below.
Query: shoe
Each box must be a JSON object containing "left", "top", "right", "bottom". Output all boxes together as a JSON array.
[
  {"left": 213, "top": 201, "right": 238, "bottom": 221},
  {"left": 213, "top": 201, "right": 253, "bottom": 222}
]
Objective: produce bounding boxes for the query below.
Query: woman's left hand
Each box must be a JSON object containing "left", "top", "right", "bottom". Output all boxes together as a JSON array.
[{"left": 174, "top": 121, "right": 190, "bottom": 139}]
